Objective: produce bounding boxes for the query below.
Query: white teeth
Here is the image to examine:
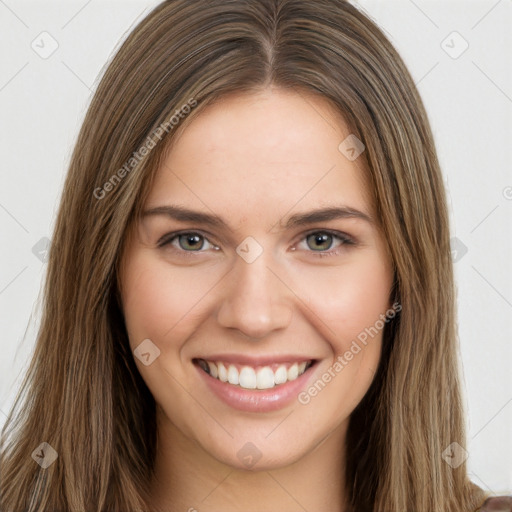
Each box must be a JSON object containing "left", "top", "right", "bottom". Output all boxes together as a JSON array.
[
  {"left": 239, "top": 366, "right": 257, "bottom": 389},
  {"left": 208, "top": 361, "right": 218, "bottom": 378},
  {"left": 227, "top": 364, "right": 239, "bottom": 385},
  {"left": 218, "top": 362, "right": 228, "bottom": 382},
  {"left": 256, "top": 367, "right": 275, "bottom": 389},
  {"left": 199, "top": 359, "right": 311, "bottom": 389},
  {"left": 287, "top": 362, "right": 299, "bottom": 381},
  {"left": 274, "top": 365, "right": 288, "bottom": 385}
]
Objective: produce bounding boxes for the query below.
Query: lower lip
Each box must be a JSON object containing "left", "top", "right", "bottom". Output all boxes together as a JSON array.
[{"left": 195, "top": 362, "right": 316, "bottom": 413}]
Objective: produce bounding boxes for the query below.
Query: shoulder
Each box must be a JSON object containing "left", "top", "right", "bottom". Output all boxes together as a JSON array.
[{"left": 478, "top": 496, "right": 512, "bottom": 511}]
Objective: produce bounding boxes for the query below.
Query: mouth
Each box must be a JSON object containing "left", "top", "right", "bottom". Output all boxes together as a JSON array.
[
  {"left": 193, "top": 358, "right": 315, "bottom": 390},
  {"left": 193, "top": 356, "right": 319, "bottom": 413}
]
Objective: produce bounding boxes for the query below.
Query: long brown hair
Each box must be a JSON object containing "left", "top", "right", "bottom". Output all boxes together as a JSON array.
[{"left": 0, "top": 0, "right": 491, "bottom": 510}]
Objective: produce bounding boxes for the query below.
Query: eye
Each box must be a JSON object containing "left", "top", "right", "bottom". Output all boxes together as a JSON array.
[
  {"left": 297, "top": 230, "right": 355, "bottom": 255},
  {"left": 158, "top": 231, "right": 218, "bottom": 252}
]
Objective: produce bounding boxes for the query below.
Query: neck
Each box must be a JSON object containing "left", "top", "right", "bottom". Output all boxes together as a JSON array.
[{"left": 148, "top": 407, "right": 349, "bottom": 512}]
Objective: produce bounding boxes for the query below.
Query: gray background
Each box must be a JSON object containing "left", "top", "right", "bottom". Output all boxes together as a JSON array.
[{"left": 0, "top": 0, "right": 511, "bottom": 495}]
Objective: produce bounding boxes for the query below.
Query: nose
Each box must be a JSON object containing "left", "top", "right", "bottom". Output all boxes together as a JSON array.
[{"left": 216, "top": 252, "right": 293, "bottom": 339}]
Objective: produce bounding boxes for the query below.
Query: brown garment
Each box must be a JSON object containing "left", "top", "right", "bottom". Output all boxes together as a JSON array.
[{"left": 479, "top": 496, "right": 512, "bottom": 511}]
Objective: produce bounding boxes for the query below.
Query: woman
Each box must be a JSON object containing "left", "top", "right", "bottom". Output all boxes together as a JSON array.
[{"left": 1, "top": 0, "right": 510, "bottom": 510}]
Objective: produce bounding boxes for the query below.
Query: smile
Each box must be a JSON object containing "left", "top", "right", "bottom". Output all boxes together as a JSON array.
[{"left": 194, "top": 359, "right": 314, "bottom": 390}]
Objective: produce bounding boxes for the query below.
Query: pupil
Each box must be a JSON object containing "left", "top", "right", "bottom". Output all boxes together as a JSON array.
[
  {"left": 181, "top": 234, "right": 202, "bottom": 250},
  {"left": 309, "top": 233, "right": 332, "bottom": 251}
]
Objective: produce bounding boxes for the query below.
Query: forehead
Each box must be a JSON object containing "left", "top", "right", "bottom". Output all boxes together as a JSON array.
[{"left": 145, "top": 89, "right": 373, "bottom": 224}]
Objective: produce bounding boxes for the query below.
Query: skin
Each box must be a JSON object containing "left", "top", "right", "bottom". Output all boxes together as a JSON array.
[{"left": 119, "top": 87, "right": 394, "bottom": 512}]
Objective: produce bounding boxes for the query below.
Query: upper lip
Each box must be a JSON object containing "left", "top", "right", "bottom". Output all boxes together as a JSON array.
[{"left": 194, "top": 354, "right": 316, "bottom": 366}]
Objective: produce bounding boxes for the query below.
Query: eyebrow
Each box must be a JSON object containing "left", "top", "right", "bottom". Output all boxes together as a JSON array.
[{"left": 141, "top": 205, "right": 373, "bottom": 230}]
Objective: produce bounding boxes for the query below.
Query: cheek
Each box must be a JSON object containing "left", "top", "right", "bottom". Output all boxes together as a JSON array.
[
  {"left": 290, "top": 251, "right": 393, "bottom": 351},
  {"left": 120, "top": 251, "right": 224, "bottom": 435},
  {"left": 303, "top": 254, "right": 392, "bottom": 411},
  {"left": 120, "top": 251, "right": 222, "bottom": 346},
  {"left": 294, "top": 256, "right": 391, "bottom": 415}
]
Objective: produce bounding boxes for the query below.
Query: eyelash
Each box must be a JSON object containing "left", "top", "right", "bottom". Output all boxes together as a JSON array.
[{"left": 156, "top": 229, "right": 356, "bottom": 258}]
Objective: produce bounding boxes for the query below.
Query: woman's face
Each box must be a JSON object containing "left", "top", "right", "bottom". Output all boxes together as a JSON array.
[{"left": 120, "top": 88, "right": 394, "bottom": 470}]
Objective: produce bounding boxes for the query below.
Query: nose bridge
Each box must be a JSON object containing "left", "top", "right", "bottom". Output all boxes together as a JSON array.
[{"left": 216, "top": 247, "right": 293, "bottom": 339}]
